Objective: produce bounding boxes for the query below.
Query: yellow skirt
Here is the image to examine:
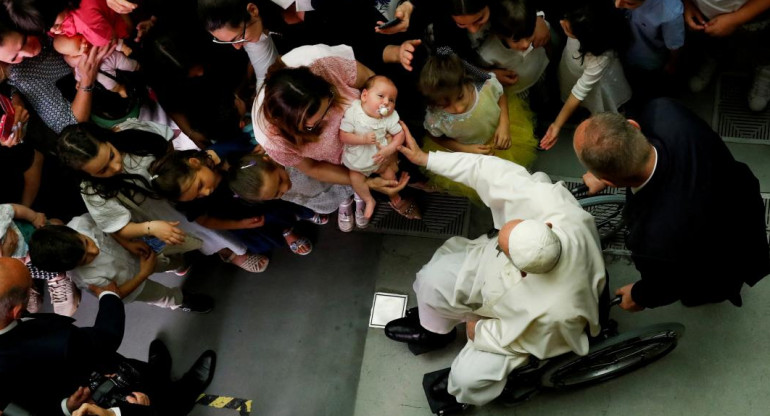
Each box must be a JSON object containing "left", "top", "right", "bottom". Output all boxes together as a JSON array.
[{"left": 421, "top": 91, "right": 538, "bottom": 203}]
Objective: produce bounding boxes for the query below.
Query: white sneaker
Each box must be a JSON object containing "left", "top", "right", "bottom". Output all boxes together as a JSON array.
[
  {"left": 748, "top": 65, "right": 770, "bottom": 112},
  {"left": 47, "top": 275, "right": 81, "bottom": 317},
  {"left": 337, "top": 197, "right": 354, "bottom": 232},
  {"left": 689, "top": 57, "right": 718, "bottom": 93},
  {"left": 353, "top": 194, "right": 370, "bottom": 229}
]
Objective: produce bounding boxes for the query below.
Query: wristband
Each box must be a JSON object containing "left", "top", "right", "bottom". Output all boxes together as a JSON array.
[{"left": 78, "top": 83, "right": 94, "bottom": 92}]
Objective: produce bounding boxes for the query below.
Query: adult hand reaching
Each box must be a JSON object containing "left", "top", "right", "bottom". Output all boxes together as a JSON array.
[
  {"left": 398, "top": 39, "right": 422, "bottom": 72},
  {"left": 78, "top": 42, "right": 118, "bottom": 88},
  {"left": 396, "top": 121, "right": 428, "bottom": 167},
  {"left": 367, "top": 172, "right": 409, "bottom": 197}
]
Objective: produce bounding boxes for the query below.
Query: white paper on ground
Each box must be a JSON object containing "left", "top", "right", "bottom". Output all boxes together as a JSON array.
[{"left": 369, "top": 292, "right": 408, "bottom": 328}]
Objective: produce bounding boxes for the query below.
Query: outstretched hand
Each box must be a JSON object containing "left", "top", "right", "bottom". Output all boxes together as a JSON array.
[
  {"left": 539, "top": 123, "right": 560, "bottom": 150},
  {"left": 396, "top": 121, "right": 428, "bottom": 167}
]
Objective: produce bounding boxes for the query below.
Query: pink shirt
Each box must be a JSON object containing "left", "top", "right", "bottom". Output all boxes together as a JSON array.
[
  {"left": 253, "top": 45, "right": 360, "bottom": 167},
  {"left": 59, "top": 0, "right": 130, "bottom": 46}
]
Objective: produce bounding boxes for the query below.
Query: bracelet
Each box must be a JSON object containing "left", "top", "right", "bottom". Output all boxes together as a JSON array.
[{"left": 78, "top": 84, "right": 94, "bottom": 92}]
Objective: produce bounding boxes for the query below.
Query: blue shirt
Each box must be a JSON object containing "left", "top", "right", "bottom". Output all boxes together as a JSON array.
[{"left": 625, "top": 0, "right": 685, "bottom": 71}]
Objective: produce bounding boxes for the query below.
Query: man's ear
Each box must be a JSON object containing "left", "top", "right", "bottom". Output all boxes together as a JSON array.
[
  {"left": 10, "top": 303, "right": 24, "bottom": 320},
  {"left": 247, "top": 2, "right": 260, "bottom": 18},
  {"left": 188, "top": 158, "right": 201, "bottom": 169},
  {"left": 600, "top": 178, "right": 618, "bottom": 187},
  {"left": 627, "top": 119, "right": 641, "bottom": 130}
]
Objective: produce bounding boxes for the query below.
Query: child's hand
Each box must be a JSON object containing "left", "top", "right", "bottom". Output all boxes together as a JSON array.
[
  {"left": 492, "top": 69, "right": 518, "bottom": 86},
  {"left": 493, "top": 122, "right": 511, "bottom": 150},
  {"left": 124, "top": 240, "right": 151, "bottom": 258},
  {"left": 533, "top": 16, "right": 551, "bottom": 48},
  {"left": 237, "top": 216, "right": 265, "bottom": 229},
  {"left": 683, "top": 0, "right": 707, "bottom": 30},
  {"left": 149, "top": 221, "right": 186, "bottom": 245},
  {"left": 364, "top": 132, "right": 377, "bottom": 144},
  {"left": 30, "top": 211, "right": 47, "bottom": 228},
  {"left": 372, "top": 143, "right": 395, "bottom": 165},
  {"left": 135, "top": 16, "right": 157, "bottom": 43},
  {"left": 539, "top": 123, "right": 561, "bottom": 150},
  {"left": 138, "top": 251, "right": 158, "bottom": 277},
  {"left": 704, "top": 13, "right": 740, "bottom": 37},
  {"left": 465, "top": 144, "right": 494, "bottom": 155}
]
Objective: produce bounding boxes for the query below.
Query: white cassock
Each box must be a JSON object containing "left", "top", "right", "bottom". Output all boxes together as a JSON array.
[{"left": 414, "top": 152, "right": 606, "bottom": 405}]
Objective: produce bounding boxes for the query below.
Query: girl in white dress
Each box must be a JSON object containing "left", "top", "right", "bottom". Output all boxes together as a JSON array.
[
  {"left": 540, "top": 1, "right": 632, "bottom": 150},
  {"left": 57, "top": 122, "right": 269, "bottom": 274}
]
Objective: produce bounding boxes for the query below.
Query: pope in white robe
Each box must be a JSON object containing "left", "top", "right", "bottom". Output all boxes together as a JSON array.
[{"left": 396, "top": 125, "right": 606, "bottom": 405}]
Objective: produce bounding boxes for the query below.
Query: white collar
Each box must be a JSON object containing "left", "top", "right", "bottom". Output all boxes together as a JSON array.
[
  {"left": 0, "top": 320, "right": 18, "bottom": 335},
  {"left": 631, "top": 147, "right": 658, "bottom": 194}
]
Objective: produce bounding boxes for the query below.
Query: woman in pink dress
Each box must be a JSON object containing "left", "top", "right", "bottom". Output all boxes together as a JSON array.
[{"left": 252, "top": 44, "right": 413, "bottom": 232}]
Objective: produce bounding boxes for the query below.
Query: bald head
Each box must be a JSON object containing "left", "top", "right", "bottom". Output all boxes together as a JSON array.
[
  {"left": 573, "top": 113, "right": 653, "bottom": 186},
  {"left": 0, "top": 258, "right": 31, "bottom": 326}
]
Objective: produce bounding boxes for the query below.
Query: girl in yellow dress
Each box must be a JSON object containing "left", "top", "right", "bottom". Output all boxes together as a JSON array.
[{"left": 418, "top": 52, "right": 538, "bottom": 201}]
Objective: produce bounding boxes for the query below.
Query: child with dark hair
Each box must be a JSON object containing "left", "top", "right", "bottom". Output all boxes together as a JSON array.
[
  {"left": 483, "top": 0, "right": 550, "bottom": 97},
  {"left": 56, "top": 122, "right": 262, "bottom": 273},
  {"left": 540, "top": 0, "right": 632, "bottom": 150},
  {"left": 417, "top": 52, "right": 538, "bottom": 199},
  {"left": 29, "top": 217, "right": 214, "bottom": 313},
  {"left": 149, "top": 147, "right": 320, "bottom": 260}
]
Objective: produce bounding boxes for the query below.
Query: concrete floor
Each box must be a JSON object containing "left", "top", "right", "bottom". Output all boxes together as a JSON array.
[{"left": 60, "top": 76, "right": 770, "bottom": 416}]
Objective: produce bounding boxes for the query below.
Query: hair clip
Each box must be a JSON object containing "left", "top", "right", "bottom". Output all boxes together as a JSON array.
[{"left": 240, "top": 160, "right": 258, "bottom": 170}]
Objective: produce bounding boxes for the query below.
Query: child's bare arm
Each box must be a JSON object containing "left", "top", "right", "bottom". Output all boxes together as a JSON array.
[
  {"left": 196, "top": 215, "right": 265, "bottom": 230},
  {"left": 494, "top": 93, "right": 511, "bottom": 150},
  {"left": 10, "top": 204, "right": 46, "bottom": 228},
  {"left": 340, "top": 130, "right": 377, "bottom": 145},
  {"left": 116, "top": 251, "right": 157, "bottom": 298}
]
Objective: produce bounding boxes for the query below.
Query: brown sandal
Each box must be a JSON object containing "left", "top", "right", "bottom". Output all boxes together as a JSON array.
[{"left": 389, "top": 197, "right": 422, "bottom": 220}]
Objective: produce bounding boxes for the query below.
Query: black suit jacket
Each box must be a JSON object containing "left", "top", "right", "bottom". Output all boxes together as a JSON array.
[
  {"left": 625, "top": 98, "right": 770, "bottom": 307},
  {"left": 0, "top": 294, "right": 125, "bottom": 415}
]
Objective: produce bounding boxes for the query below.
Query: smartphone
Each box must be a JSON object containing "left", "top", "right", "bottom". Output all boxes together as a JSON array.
[
  {"left": 141, "top": 236, "right": 167, "bottom": 253},
  {"left": 378, "top": 18, "right": 401, "bottom": 30}
]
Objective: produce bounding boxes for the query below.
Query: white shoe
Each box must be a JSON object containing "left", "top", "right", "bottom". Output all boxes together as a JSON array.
[
  {"left": 689, "top": 57, "right": 717, "bottom": 93},
  {"left": 748, "top": 65, "right": 770, "bottom": 112},
  {"left": 47, "top": 275, "right": 81, "bottom": 317},
  {"left": 337, "top": 197, "right": 354, "bottom": 232},
  {"left": 353, "top": 194, "right": 370, "bottom": 229}
]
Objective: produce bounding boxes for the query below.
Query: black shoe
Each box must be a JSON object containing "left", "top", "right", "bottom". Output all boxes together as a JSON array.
[
  {"left": 179, "top": 293, "right": 214, "bottom": 313},
  {"left": 182, "top": 350, "right": 217, "bottom": 390},
  {"left": 423, "top": 368, "right": 468, "bottom": 414},
  {"left": 148, "top": 339, "right": 172, "bottom": 378},
  {"left": 384, "top": 316, "right": 456, "bottom": 351}
]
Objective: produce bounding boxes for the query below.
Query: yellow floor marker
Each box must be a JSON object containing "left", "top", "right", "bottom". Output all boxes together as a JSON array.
[{"left": 196, "top": 393, "right": 253, "bottom": 415}]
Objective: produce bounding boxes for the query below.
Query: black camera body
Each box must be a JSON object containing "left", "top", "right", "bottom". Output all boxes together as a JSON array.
[{"left": 88, "top": 361, "right": 143, "bottom": 408}]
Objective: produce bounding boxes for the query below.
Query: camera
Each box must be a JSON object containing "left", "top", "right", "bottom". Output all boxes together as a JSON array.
[{"left": 88, "top": 361, "right": 143, "bottom": 408}]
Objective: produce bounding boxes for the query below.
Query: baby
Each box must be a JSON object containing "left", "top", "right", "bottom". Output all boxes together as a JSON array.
[
  {"left": 53, "top": 34, "right": 139, "bottom": 98},
  {"left": 340, "top": 75, "right": 414, "bottom": 226}
]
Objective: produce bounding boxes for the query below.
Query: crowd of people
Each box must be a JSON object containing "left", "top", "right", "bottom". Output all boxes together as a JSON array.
[{"left": 0, "top": 0, "right": 769, "bottom": 414}]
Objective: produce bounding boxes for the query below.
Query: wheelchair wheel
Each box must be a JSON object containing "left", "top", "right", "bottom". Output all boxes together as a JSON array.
[
  {"left": 577, "top": 194, "right": 627, "bottom": 246},
  {"left": 540, "top": 322, "right": 685, "bottom": 389}
]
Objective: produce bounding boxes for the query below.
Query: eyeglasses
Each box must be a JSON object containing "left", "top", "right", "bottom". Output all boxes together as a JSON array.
[
  {"left": 212, "top": 19, "right": 251, "bottom": 45},
  {"left": 304, "top": 90, "right": 335, "bottom": 133}
]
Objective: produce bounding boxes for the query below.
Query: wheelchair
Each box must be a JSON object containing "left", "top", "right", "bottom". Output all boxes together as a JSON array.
[{"left": 421, "top": 185, "right": 685, "bottom": 415}]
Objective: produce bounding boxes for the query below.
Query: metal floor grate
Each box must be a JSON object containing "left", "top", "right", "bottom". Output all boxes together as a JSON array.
[
  {"left": 553, "top": 176, "right": 630, "bottom": 257},
  {"left": 357, "top": 192, "right": 471, "bottom": 239},
  {"left": 713, "top": 73, "right": 770, "bottom": 144}
]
